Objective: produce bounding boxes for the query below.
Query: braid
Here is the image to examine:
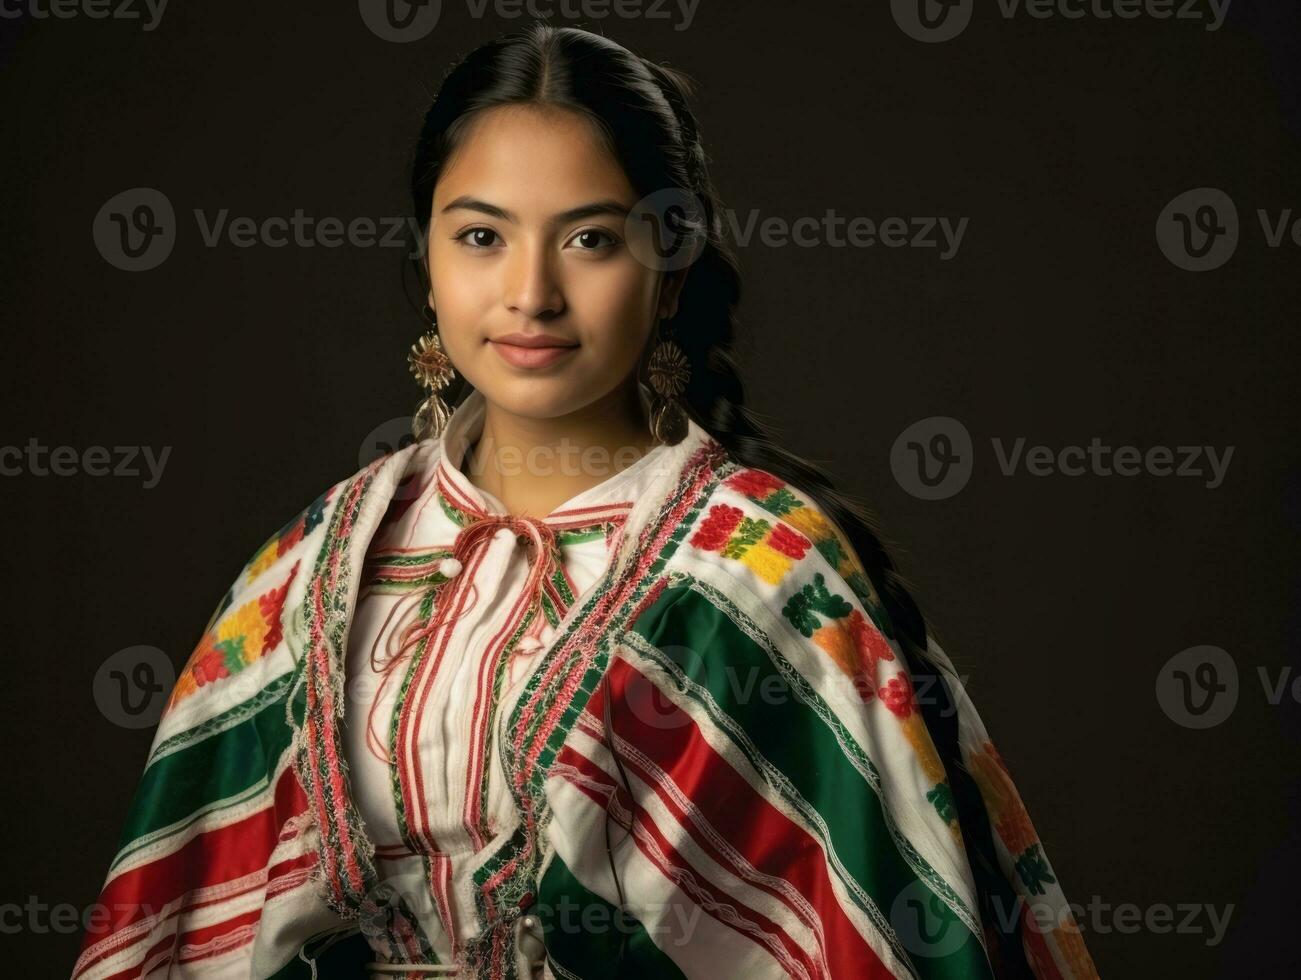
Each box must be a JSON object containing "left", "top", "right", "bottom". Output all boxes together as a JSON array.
[
  {"left": 639, "top": 62, "right": 1038, "bottom": 963},
  {"left": 638, "top": 58, "right": 1009, "bottom": 879}
]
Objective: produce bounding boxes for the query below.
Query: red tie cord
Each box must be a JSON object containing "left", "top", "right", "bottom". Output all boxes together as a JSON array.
[{"left": 361, "top": 514, "right": 560, "bottom": 765}]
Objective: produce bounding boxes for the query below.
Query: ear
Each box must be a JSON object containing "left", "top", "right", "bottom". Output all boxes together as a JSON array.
[{"left": 657, "top": 268, "right": 690, "bottom": 320}]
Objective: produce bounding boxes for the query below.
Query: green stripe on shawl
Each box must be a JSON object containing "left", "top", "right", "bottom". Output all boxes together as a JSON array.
[
  {"left": 536, "top": 853, "right": 687, "bottom": 979},
  {"left": 111, "top": 672, "right": 297, "bottom": 867},
  {"left": 628, "top": 580, "right": 992, "bottom": 980}
]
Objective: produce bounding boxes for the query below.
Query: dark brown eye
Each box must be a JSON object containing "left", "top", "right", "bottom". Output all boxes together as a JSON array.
[
  {"left": 456, "top": 228, "right": 500, "bottom": 248},
  {"left": 571, "top": 228, "right": 618, "bottom": 250}
]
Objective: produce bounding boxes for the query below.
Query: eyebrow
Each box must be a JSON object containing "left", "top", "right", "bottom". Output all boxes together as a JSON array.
[{"left": 440, "top": 196, "right": 630, "bottom": 224}]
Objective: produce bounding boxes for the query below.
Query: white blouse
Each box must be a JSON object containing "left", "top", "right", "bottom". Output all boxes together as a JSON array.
[{"left": 341, "top": 385, "right": 685, "bottom": 967}]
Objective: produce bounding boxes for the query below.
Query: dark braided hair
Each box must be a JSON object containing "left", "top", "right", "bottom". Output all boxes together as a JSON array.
[{"left": 405, "top": 23, "right": 1023, "bottom": 971}]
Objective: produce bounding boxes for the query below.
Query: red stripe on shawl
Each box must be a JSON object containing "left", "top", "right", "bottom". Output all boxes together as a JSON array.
[
  {"left": 75, "top": 768, "right": 310, "bottom": 977},
  {"left": 584, "top": 657, "right": 898, "bottom": 979},
  {"left": 555, "top": 743, "right": 820, "bottom": 978},
  {"left": 1021, "top": 899, "right": 1070, "bottom": 980}
]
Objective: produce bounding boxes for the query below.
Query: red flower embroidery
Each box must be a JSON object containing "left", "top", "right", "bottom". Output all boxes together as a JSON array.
[
  {"left": 258, "top": 561, "right": 299, "bottom": 654},
  {"left": 879, "top": 673, "right": 915, "bottom": 718},
  {"left": 277, "top": 518, "right": 305, "bottom": 557},
  {"left": 852, "top": 671, "right": 877, "bottom": 705},
  {"left": 725, "top": 469, "right": 785, "bottom": 499},
  {"left": 847, "top": 609, "right": 895, "bottom": 682},
  {"left": 690, "top": 504, "right": 744, "bottom": 551},
  {"left": 193, "top": 645, "right": 230, "bottom": 686},
  {"left": 767, "top": 521, "right": 811, "bottom": 559}
]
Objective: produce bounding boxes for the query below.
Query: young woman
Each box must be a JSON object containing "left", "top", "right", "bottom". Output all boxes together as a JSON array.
[{"left": 74, "top": 25, "right": 1098, "bottom": 980}]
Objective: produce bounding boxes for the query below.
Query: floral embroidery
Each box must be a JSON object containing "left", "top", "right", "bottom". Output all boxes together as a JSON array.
[
  {"left": 1015, "top": 844, "right": 1057, "bottom": 897},
  {"left": 782, "top": 572, "right": 853, "bottom": 637},
  {"left": 703, "top": 477, "right": 962, "bottom": 838},
  {"left": 166, "top": 560, "right": 300, "bottom": 712},
  {"left": 927, "top": 782, "right": 957, "bottom": 823},
  {"left": 967, "top": 739, "right": 1055, "bottom": 894},
  {"left": 246, "top": 490, "right": 331, "bottom": 583},
  {"left": 879, "top": 673, "right": 915, "bottom": 716},
  {"left": 689, "top": 502, "right": 812, "bottom": 585},
  {"left": 721, "top": 469, "right": 887, "bottom": 632}
]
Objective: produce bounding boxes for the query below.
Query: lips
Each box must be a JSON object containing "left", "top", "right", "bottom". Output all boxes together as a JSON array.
[
  {"left": 488, "top": 333, "right": 579, "bottom": 369},
  {"left": 490, "top": 332, "right": 577, "bottom": 349}
]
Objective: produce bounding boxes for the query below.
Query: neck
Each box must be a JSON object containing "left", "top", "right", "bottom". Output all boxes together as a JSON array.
[{"left": 464, "top": 379, "right": 662, "bottom": 518}]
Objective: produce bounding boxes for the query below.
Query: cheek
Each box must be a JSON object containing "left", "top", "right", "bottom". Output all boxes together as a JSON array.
[
  {"left": 427, "top": 241, "right": 491, "bottom": 356},
  {"left": 577, "top": 264, "right": 660, "bottom": 352}
]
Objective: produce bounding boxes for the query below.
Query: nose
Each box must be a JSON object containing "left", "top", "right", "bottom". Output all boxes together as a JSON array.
[{"left": 504, "top": 237, "right": 565, "bottom": 320}]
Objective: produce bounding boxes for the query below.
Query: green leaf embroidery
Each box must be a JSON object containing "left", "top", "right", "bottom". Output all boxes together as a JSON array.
[
  {"left": 1014, "top": 844, "right": 1057, "bottom": 896},
  {"left": 722, "top": 516, "right": 770, "bottom": 560},
  {"left": 782, "top": 572, "right": 854, "bottom": 637}
]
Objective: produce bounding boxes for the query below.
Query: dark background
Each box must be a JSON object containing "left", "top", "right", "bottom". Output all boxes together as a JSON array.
[{"left": 3, "top": 1, "right": 1299, "bottom": 976}]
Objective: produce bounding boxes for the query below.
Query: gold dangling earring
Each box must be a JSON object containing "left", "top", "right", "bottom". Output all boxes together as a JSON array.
[
  {"left": 408, "top": 306, "right": 456, "bottom": 441},
  {"left": 645, "top": 318, "right": 691, "bottom": 445}
]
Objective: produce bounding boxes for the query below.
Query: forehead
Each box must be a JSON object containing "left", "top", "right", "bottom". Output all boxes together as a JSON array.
[{"left": 434, "top": 104, "right": 636, "bottom": 212}]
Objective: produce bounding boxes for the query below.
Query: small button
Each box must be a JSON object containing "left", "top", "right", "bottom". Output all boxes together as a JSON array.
[{"left": 517, "top": 913, "right": 546, "bottom": 967}]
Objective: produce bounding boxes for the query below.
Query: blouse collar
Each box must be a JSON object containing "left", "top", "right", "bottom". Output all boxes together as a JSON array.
[{"left": 431, "top": 382, "right": 702, "bottom": 530}]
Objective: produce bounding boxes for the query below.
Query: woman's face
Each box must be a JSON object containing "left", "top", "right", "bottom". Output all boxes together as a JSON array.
[{"left": 426, "top": 104, "right": 683, "bottom": 421}]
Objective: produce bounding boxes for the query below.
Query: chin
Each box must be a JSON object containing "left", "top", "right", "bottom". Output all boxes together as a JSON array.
[{"left": 480, "top": 379, "right": 592, "bottom": 420}]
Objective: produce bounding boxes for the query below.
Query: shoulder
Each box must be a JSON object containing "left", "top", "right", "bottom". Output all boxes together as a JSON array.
[
  {"left": 216, "top": 439, "right": 438, "bottom": 613},
  {"left": 161, "top": 441, "right": 431, "bottom": 728},
  {"left": 673, "top": 462, "right": 891, "bottom": 631}
]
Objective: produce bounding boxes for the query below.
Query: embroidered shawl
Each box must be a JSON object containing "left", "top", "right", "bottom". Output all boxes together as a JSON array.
[{"left": 72, "top": 424, "right": 1098, "bottom": 979}]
